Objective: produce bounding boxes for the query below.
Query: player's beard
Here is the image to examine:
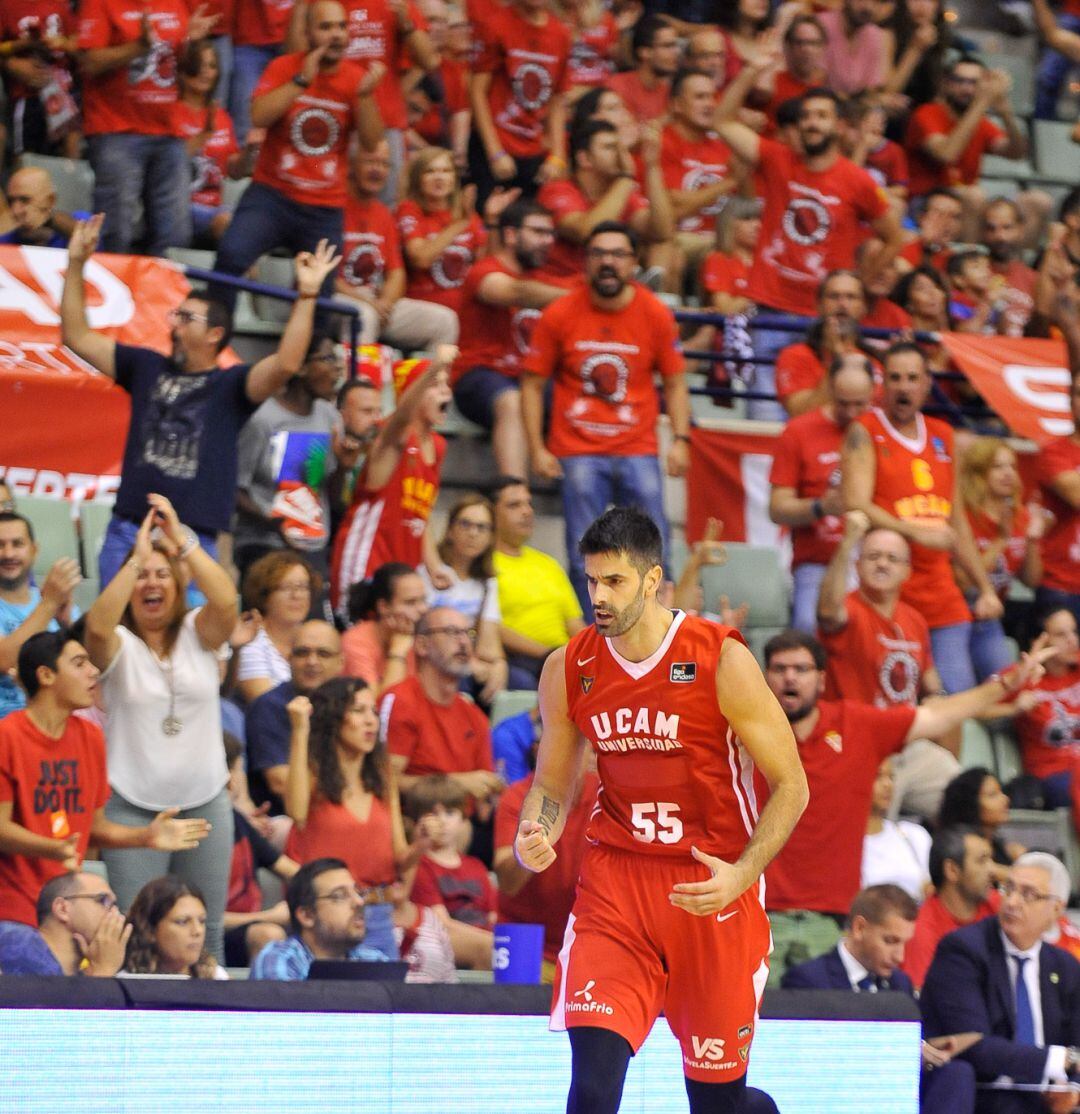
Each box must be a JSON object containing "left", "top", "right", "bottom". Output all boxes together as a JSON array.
[
  {"left": 781, "top": 698, "right": 818, "bottom": 725},
  {"left": 594, "top": 582, "right": 647, "bottom": 639}
]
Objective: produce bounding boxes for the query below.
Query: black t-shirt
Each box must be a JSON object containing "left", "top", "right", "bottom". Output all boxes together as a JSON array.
[{"left": 113, "top": 344, "right": 257, "bottom": 533}]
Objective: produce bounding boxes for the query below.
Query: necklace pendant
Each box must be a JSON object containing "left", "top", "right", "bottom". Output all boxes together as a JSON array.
[{"left": 162, "top": 715, "right": 183, "bottom": 737}]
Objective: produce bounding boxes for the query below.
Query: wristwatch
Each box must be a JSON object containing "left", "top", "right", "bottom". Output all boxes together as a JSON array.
[
  {"left": 177, "top": 526, "right": 200, "bottom": 559},
  {"left": 293, "top": 73, "right": 311, "bottom": 88}
]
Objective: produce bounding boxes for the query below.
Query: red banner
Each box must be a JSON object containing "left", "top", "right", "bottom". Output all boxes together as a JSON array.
[
  {"left": 0, "top": 245, "right": 190, "bottom": 501},
  {"left": 939, "top": 332, "right": 1072, "bottom": 446}
]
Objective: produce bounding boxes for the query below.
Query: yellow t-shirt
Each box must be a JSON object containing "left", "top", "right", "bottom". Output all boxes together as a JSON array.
[{"left": 494, "top": 546, "right": 582, "bottom": 649}]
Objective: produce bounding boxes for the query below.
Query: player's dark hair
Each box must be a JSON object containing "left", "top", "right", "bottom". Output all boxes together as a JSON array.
[
  {"left": 1058, "top": 186, "right": 1080, "bottom": 223},
  {"left": 929, "top": 824, "right": 982, "bottom": 889},
  {"left": 938, "top": 766, "right": 999, "bottom": 830},
  {"left": 670, "top": 67, "right": 712, "bottom": 101},
  {"left": 286, "top": 857, "right": 350, "bottom": 935},
  {"left": 18, "top": 630, "right": 75, "bottom": 700},
  {"left": 36, "top": 872, "right": 84, "bottom": 926},
  {"left": 848, "top": 883, "right": 918, "bottom": 928},
  {"left": 762, "top": 629, "right": 827, "bottom": 672},
  {"left": 570, "top": 119, "right": 618, "bottom": 169},
  {"left": 336, "top": 375, "right": 379, "bottom": 409},
  {"left": 775, "top": 97, "right": 802, "bottom": 129},
  {"left": 585, "top": 220, "right": 639, "bottom": 254},
  {"left": 631, "top": 14, "right": 668, "bottom": 59},
  {"left": 578, "top": 507, "right": 663, "bottom": 576},
  {"left": 499, "top": 198, "right": 551, "bottom": 233},
  {"left": 304, "top": 331, "right": 336, "bottom": 362},
  {"left": 0, "top": 511, "right": 34, "bottom": 544},
  {"left": 946, "top": 249, "right": 987, "bottom": 280},
  {"left": 347, "top": 562, "right": 417, "bottom": 624},
  {"left": 784, "top": 13, "right": 826, "bottom": 46},
  {"left": 881, "top": 340, "right": 928, "bottom": 371},
  {"left": 798, "top": 86, "right": 842, "bottom": 114},
  {"left": 946, "top": 54, "right": 986, "bottom": 80}
]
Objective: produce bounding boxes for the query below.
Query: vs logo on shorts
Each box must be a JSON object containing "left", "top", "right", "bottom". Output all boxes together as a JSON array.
[{"left": 670, "top": 662, "right": 697, "bottom": 683}]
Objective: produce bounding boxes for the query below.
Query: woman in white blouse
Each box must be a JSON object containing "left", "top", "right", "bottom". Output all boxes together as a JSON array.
[
  {"left": 85, "top": 494, "right": 238, "bottom": 961},
  {"left": 419, "top": 493, "right": 507, "bottom": 705},
  {"left": 862, "top": 755, "right": 932, "bottom": 903}
]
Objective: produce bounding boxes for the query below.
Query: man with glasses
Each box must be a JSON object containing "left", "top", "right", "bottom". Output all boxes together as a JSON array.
[
  {"left": 61, "top": 215, "right": 342, "bottom": 589},
  {"left": 381, "top": 608, "right": 502, "bottom": 809},
  {"left": 0, "top": 871, "right": 130, "bottom": 976},
  {"left": 246, "top": 621, "right": 344, "bottom": 815},
  {"left": 0, "top": 630, "right": 209, "bottom": 928},
  {"left": 451, "top": 199, "right": 567, "bottom": 478},
  {"left": 757, "top": 629, "right": 1048, "bottom": 985},
  {"left": 921, "top": 853, "right": 1080, "bottom": 1109},
  {"left": 251, "top": 857, "right": 391, "bottom": 978},
  {"left": 521, "top": 221, "right": 690, "bottom": 613},
  {"left": 766, "top": 15, "right": 828, "bottom": 128}
]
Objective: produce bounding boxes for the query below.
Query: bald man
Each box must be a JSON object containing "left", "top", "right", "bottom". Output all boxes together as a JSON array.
[
  {"left": 0, "top": 167, "right": 73, "bottom": 248},
  {"left": 685, "top": 29, "right": 728, "bottom": 89},
  {"left": 245, "top": 620, "right": 344, "bottom": 812}
]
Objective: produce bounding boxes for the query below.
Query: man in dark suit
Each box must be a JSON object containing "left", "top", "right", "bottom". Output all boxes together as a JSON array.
[
  {"left": 784, "top": 883, "right": 976, "bottom": 1114},
  {"left": 921, "top": 853, "right": 1080, "bottom": 1114}
]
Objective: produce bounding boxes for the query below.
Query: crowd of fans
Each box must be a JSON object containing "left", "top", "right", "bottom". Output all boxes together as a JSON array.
[{"left": 0, "top": 0, "right": 1079, "bottom": 1089}]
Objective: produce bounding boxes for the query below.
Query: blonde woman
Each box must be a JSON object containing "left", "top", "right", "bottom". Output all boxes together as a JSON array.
[{"left": 957, "top": 438, "right": 1044, "bottom": 679}]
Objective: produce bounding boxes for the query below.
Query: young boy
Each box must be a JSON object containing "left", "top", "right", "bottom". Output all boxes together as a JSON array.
[{"left": 405, "top": 775, "right": 498, "bottom": 933}]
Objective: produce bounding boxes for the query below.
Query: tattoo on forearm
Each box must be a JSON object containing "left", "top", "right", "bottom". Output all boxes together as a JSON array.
[{"left": 538, "top": 796, "right": 561, "bottom": 835}]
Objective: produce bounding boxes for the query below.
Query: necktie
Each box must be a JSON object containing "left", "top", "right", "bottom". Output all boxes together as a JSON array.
[
  {"left": 1014, "top": 955, "right": 1036, "bottom": 1045},
  {"left": 857, "top": 974, "right": 879, "bottom": 992}
]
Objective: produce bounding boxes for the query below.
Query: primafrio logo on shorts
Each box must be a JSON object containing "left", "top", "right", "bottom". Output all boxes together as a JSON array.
[{"left": 566, "top": 980, "right": 614, "bottom": 1015}]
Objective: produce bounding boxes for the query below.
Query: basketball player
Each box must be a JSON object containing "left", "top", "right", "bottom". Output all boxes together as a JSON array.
[{"left": 515, "top": 508, "right": 808, "bottom": 1114}]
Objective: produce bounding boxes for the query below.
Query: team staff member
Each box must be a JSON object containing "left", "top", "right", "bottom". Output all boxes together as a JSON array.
[
  {"left": 516, "top": 508, "right": 808, "bottom": 1114},
  {"left": 521, "top": 222, "right": 690, "bottom": 613},
  {"left": 842, "top": 342, "right": 1002, "bottom": 694}
]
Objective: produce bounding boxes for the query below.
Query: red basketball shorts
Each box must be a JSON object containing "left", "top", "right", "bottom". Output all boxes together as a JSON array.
[{"left": 550, "top": 843, "right": 771, "bottom": 1083}]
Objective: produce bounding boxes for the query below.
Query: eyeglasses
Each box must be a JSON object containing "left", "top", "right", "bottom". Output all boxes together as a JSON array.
[
  {"left": 168, "top": 308, "right": 208, "bottom": 325},
  {"left": 313, "top": 886, "right": 365, "bottom": 904},
  {"left": 766, "top": 663, "right": 818, "bottom": 676},
  {"left": 66, "top": 893, "right": 118, "bottom": 909},
  {"left": 422, "top": 626, "right": 476, "bottom": 641},
  {"left": 452, "top": 519, "right": 493, "bottom": 533},
  {"left": 291, "top": 647, "right": 340, "bottom": 659},
  {"left": 999, "top": 882, "right": 1054, "bottom": 904},
  {"left": 586, "top": 248, "right": 635, "bottom": 261},
  {"left": 521, "top": 225, "right": 556, "bottom": 238}
]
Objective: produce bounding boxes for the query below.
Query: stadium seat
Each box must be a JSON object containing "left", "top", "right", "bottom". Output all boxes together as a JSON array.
[
  {"left": 978, "top": 176, "right": 1020, "bottom": 200},
  {"left": 78, "top": 500, "right": 113, "bottom": 578},
  {"left": 744, "top": 625, "right": 785, "bottom": 667},
  {"left": 253, "top": 255, "right": 296, "bottom": 324},
  {"left": 17, "top": 153, "right": 94, "bottom": 216},
  {"left": 490, "top": 689, "right": 536, "bottom": 727},
  {"left": 960, "top": 719, "right": 996, "bottom": 769},
  {"left": 990, "top": 53, "right": 1036, "bottom": 116},
  {"left": 17, "top": 496, "right": 78, "bottom": 578},
  {"left": 1002, "top": 808, "right": 1080, "bottom": 890},
  {"left": 700, "top": 544, "right": 790, "bottom": 630},
  {"left": 1033, "top": 119, "right": 1078, "bottom": 183},
  {"left": 222, "top": 176, "right": 251, "bottom": 210}
]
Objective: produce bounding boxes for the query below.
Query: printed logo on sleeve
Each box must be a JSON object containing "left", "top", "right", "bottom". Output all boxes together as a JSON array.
[{"left": 670, "top": 662, "right": 697, "bottom": 683}]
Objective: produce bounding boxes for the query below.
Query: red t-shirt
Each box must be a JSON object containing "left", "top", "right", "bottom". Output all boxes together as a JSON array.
[
  {"left": 285, "top": 795, "right": 395, "bottom": 887},
  {"left": 452, "top": 256, "right": 537, "bottom": 383},
  {"left": 966, "top": 505, "right": 1031, "bottom": 601},
  {"left": 775, "top": 342, "right": 826, "bottom": 407},
  {"left": 563, "top": 615, "right": 755, "bottom": 862},
  {"left": 340, "top": 0, "right": 427, "bottom": 130},
  {"left": 231, "top": 0, "right": 292, "bottom": 46},
  {"left": 606, "top": 69, "right": 669, "bottom": 124},
  {"left": 905, "top": 102, "right": 1005, "bottom": 197},
  {"left": 2, "top": 0, "right": 75, "bottom": 102},
  {"left": 656, "top": 125, "right": 732, "bottom": 235},
  {"left": 397, "top": 200, "right": 486, "bottom": 312},
  {"left": 251, "top": 53, "right": 366, "bottom": 208},
  {"left": 701, "top": 252, "right": 751, "bottom": 298},
  {"left": 901, "top": 891, "right": 997, "bottom": 989},
  {"left": 1037, "top": 435, "right": 1080, "bottom": 594},
  {"left": 410, "top": 853, "right": 496, "bottom": 928},
  {"left": 380, "top": 675, "right": 495, "bottom": 777},
  {"left": 412, "top": 58, "right": 469, "bottom": 145},
  {"left": 990, "top": 259, "right": 1037, "bottom": 338},
  {"left": 1014, "top": 668, "right": 1080, "bottom": 781},
  {"left": 77, "top": 0, "right": 189, "bottom": 137},
  {"left": 865, "top": 139, "right": 909, "bottom": 191},
  {"left": 747, "top": 139, "right": 890, "bottom": 315},
  {"left": 537, "top": 177, "right": 649, "bottom": 279},
  {"left": 566, "top": 12, "right": 618, "bottom": 87},
  {"left": 495, "top": 771, "right": 600, "bottom": 962},
  {"left": 0, "top": 711, "right": 110, "bottom": 927},
  {"left": 523, "top": 283, "right": 684, "bottom": 457},
  {"left": 858, "top": 408, "right": 970, "bottom": 628},
  {"left": 340, "top": 194, "right": 404, "bottom": 297},
  {"left": 898, "top": 239, "right": 952, "bottom": 272},
  {"left": 765, "top": 69, "right": 816, "bottom": 131},
  {"left": 862, "top": 297, "right": 911, "bottom": 332},
  {"left": 174, "top": 102, "right": 239, "bottom": 208},
  {"left": 768, "top": 407, "right": 845, "bottom": 567},
  {"left": 821, "top": 591, "right": 933, "bottom": 707},
  {"left": 757, "top": 700, "right": 915, "bottom": 913},
  {"left": 475, "top": 5, "right": 571, "bottom": 158}
]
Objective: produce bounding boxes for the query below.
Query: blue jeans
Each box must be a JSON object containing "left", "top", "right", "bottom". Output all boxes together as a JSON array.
[
  {"left": 99, "top": 514, "right": 219, "bottom": 607},
  {"left": 212, "top": 181, "right": 343, "bottom": 314},
  {"left": 381, "top": 128, "right": 404, "bottom": 207},
  {"left": 1036, "top": 13, "right": 1080, "bottom": 118},
  {"left": 208, "top": 35, "right": 234, "bottom": 120},
  {"left": 560, "top": 454, "right": 669, "bottom": 614},
  {"left": 747, "top": 309, "right": 814, "bottom": 422},
  {"left": 229, "top": 43, "right": 279, "bottom": 144},
  {"left": 791, "top": 562, "right": 827, "bottom": 633},
  {"left": 968, "top": 616, "right": 1014, "bottom": 682},
  {"left": 87, "top": 133, "right": 192, "bottom": 255},
  {"left": 361, "top": 901, "right": 399, "bottom": 960},
  {"left": 930, "top": 621, "right": 975, "bottom": 694}
]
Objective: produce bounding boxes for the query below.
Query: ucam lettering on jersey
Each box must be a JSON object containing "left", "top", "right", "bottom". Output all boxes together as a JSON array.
[
  {"left": 590, "top": 707, "right": 683, "bottom": 752},
  {"left": 0, "top": 245, "right": 191, "bottom": 498}
]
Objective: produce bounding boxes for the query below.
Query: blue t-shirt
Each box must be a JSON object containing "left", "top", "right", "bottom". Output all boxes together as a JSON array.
[
  {"left": 250, "top": 935, "right": 388, "bottom": 980},
  {"left": 244, "top": 680, "right": 295, "bottom": 812},
  {"left": 112, "top": 344, "right": 257, "bottom": 534},
  {"left": 0, "top": 590, "right": 79, "bottom": 720},
  {"left": 0, "top": 921, "right": 63, "bottom": 974},
  {"left": 492, "top": 710, "right": 538, "bottom": 786},
  {"left": 0, "top": 228, "right": 69, "bottom": 248}
]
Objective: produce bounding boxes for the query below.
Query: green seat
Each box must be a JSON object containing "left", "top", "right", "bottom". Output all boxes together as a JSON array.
[
  {"left": 960, "top": 719, "right": 995, "bottom": 770},
  {"left": 700, "top": 544, "right": 789, "bottom": 630},
  {"left": 490, "top": 689, "right": 537, "bottom": 728},
  {"left": 78, "top": 501, "right": 113, "bottom": 581},
  {"left": 1033, "top": 120, "right": 1078, "bottom": 183},
  {"left": 17, "top": 153, "right": 94, "bottom": 214},
  {"left": 17, "top": 496, "right": 78, "bottom": 579}
]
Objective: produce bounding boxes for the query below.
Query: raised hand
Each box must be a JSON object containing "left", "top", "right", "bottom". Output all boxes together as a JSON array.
[
  {"left": 843, "top": 509, "right": 871, "bottom": 543},
  {"left": 146, "top": 808, "right": 212, "bottom": 851},
  {"left": 229, "top": 609, "right": 263, "bottom": 650},
  {"left": 76, "top": 906, "right": 132, "bottom": 977},
  {"left": 301, "top": 44, "right": 329, "bottom": 83},
  {"left": 515, "top": 820, "right": 556, "bottom": 872},
  {"left": 54, "top": 834, "right": 80, "bottom": 872},
  {"left": 359, "top": 60, "right": 387, "bottom": 97},
  {"left": 132, "top": 507, "right": 156, "bottom": 569},
  {"left": 295, "top": 238, "right": 342, "bottom": 295},
  {"left": 147, "top": 492, "right": 184, "bottom": 547},
  {"left": 483, "top": 186, "right": 522, "bottom": 225},
  {"left": 41, "top": 557, "right": 81, "bottom": 610},
  {"left": 68, "top": 214, "right": 105, "bottom": 265},
  {"left": 187, "top": 3, "right": 220, "bottom": 41},
  {"left": 287, "top": 694, "right": 313, "bottom": 728}
]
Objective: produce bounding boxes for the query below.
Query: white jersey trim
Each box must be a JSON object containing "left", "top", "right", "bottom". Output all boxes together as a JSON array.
[
  {"left": 604, "top": 609, "right": 687, "bottom": 680},
  {"left": 549, "top": 911, "right": 578, "bottom": 1032},
  {"left": 871, "top": 407, "right": 926, "bottom": 455}
]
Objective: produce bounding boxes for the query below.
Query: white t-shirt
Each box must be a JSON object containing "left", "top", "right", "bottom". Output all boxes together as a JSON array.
[
  {"left": 236, "top": 628, "right": 291, "bottom": 686},
  {"left": 418, "top": 566, "right": 500, "bottom": 626},
  {"left": 861, "top": 819, "right": 932, "bottom": 902},
  {"left": 100, "top": 609, "right": 229, "bottom": 811}
]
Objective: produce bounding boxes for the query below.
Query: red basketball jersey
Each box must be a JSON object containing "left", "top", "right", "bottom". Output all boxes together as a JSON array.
[
  {"left": 858, "top": 408, "right": 969, "bottom": 628},
  {"left": 563, "top": 612, "right": 757, "bottom": 862}
]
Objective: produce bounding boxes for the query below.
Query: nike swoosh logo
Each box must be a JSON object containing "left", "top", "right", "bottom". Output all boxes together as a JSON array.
[
  {"left": 577, "top": 656, "right": 596, "bottom": 667},
  {"left": 716, "top": 911, "right": 739, "bottom": 923}
]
